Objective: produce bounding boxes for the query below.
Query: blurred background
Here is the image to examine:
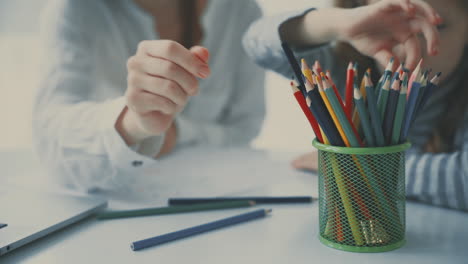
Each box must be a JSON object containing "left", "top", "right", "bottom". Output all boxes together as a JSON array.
[{"left": 0, "top": 0, "right": 329, "bottom": 154}]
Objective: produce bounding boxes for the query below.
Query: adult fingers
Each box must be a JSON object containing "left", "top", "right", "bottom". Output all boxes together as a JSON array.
[
  {"left": 137, "top": 40, "right": 210, "bottom": 79},
  {"left": 190, "top": 46, "right": 210, "bottom": 64},
  {"left": 128, "top": 55, "right": 199, "bottom": 96},
  {"left": 127, "top": 72, "right": 188, "bottom": 107}
]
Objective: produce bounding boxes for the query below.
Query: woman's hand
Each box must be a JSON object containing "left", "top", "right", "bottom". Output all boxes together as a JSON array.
[
  {"left": 291, "top": 151, "right": 319, "bottom": 172},
  {"left": 116, "top": 40, "right": 210, "bottom": 146},
  {"left": 339, "top": 0, "right": 442, "bottom": 69}
]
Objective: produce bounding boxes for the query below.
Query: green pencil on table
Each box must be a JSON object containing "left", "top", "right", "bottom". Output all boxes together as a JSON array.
[{"left": 97, "top": 200, "right": 255, "bottom": 220}]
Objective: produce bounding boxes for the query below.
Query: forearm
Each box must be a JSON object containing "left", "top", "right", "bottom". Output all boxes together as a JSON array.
[{"left": 279, "top": 8, "right": 348, "bottom": 48}]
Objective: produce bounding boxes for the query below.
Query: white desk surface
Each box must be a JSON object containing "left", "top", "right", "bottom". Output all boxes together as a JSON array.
[{"left": 1, "top": 147, "right": 468, "bottom": 264}]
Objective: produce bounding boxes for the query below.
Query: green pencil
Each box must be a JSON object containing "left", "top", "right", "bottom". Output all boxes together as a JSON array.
[
  {"left": 391, "top": 73, "right": 408, "bottom": 145},
  {"left": 323, "top": 77, "right": 361, "bottom": 147},
  {"left": 354, "top": 88, "right": 376, "bottom": 147},
  {"left": 96, "top": 200, "right": 256, "bottom": 220},
  {"left": 377, "top": 76, "right": 391, "bottom": 123},
  {"left": 365, "top": 73, "right": 386, "bottom": 147}
]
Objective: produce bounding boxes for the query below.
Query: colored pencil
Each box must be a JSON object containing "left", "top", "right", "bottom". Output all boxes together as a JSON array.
[
  {"left": 365, "top": 73, "right": 385, "bottom": 147},
  {"left": 328, "top": 155, "right": 364, "bottom": 245},
  {"left": 306, "top": 82, "right": 345, "bottom": 146},
  {"left": 377, "top": 74, "right": 391, "bottom": 123},
  {"left": 301, "top": 59, "right": 314, "bottom": 83},
  {"left": 354, "top": 88, "right": 376, "bottom": 147},
  {"left": 345, "top": 62, "right": 354, "bottom": 119},
  {"left": 290, "top": 81, "right": 323, "bottom": 143},
  {"left": 376, "top": 58, "right": 394, "bottom": 99},
  {"left": 97, "top": 201, "right": 255, "bottom": 220},
  {"left": 418, "top": 72, "right": 442, "bottom": 112},
  {"left": 131, "top": 209, "right": 272, "bottom": 251},
  {"left": 323, "top": 77, "right": 362, "bottom": 147},
  {"left": 411, "top": 71, "right": 429, "bottom": 123},
  {"left": 326, "top": 70, "right": 346, "bottom": 109},
  {"left": 401, "top": 69, "right": 424, "bottom": 141},
  {"left": 309, "top": 76, "right": 350, "bottom": 147},
  {"left": 391, "top": 73, "right": 408, "bottom": 144},
  {"left": 383, "top": 78, "right": 401, "bottom": 143},
  {"left": 168, "top": 196, "right": 313, "bottom": 205},
  {"left": 281, "top": 42, "right": 306, "bottom": 95},
  {"left": 327, "top": 71, "right": 363, "bottom": 146},
  {"left": 407, "top": 58, "right": 423, "bottom": 99},
  {"left": 313, "top": 60, "right": 323, "bottom": 75}
]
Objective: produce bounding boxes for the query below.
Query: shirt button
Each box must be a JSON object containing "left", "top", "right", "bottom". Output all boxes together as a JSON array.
[{"left": 132, "top": 160, "right": 143, "bottom": 167}]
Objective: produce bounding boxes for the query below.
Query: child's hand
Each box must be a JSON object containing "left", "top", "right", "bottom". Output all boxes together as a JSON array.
[
  {"left": 117, "top": 40, "right": 210, "bottom": 146},
  {"left": 340, "top": 0, "right": 442, "bottom": 69},
  {"left": 291, "top": 151, "right": 319, "bottom": 172}
]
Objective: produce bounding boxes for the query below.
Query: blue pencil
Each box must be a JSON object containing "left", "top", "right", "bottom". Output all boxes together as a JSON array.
[
  {"left": 364, "top": 73, "right": 386, "bottom": 147},
  {"left": 400, "top": 75, "right": 424, "bottom": 141},
  {"left": 383, "top": 78, "right": 401, "bottom": 144},
  {"left": 417, "top": 72, "right": 442, "bottom": 113},
  {"left": 305, "top": 83, "right": 345, "bottom": 146},
  {"left": 131, "top": 209, "right": 272, "bottom": 251}
]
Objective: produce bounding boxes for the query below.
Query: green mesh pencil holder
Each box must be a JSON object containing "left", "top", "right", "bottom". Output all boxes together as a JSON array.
[{"left": 312, "top": 139, "right": 411, "bottom": 253}]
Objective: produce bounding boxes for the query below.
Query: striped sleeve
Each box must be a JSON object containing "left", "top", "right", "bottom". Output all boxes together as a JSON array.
[{"left": 405, "top": 122, "right": 468, "bottom": 211}]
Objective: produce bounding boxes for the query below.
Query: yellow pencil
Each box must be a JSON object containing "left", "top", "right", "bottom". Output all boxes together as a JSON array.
[{"left": 301, "top": 59, "right": 314, "bottom": 84}]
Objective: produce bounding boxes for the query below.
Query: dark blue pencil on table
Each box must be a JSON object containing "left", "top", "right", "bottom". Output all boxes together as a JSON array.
[
  {"left": 383, "top": 77, "right": 401, "bottom": 144},
  {"left": 130, "top": 209, "right": 272, "bottom": 251},
  {"left": 364, "top": 73, "right": 386, "bottom": 147},
  {"left": 168, "top": 196, "right": 313, "bottom": 205},
  {"left": 305, "top": 82, "right": 345, "bottom": 146}
]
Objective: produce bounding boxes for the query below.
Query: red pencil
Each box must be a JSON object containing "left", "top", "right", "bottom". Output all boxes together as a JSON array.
[
  {"left": 290, "top": 81, "right": 323, "bottom": 143},
  {"left": 326, "top": 70, "right": 345, "bottom": 109},
  {"left": 345, "top": 62, "right": 354, "bottom": 119}
]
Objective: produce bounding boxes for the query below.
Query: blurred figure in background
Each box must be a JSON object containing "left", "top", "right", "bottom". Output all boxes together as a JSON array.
[{"left": 34, "top": 0, "right": 265, "bottom": 195}]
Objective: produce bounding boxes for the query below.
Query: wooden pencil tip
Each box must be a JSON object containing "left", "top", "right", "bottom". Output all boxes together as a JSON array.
[{"left": 354, "top": 88, "right": 362, "bottom": 99}]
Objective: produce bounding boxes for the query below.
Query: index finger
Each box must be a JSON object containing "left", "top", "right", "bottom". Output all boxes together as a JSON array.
[{"left": 138, "top": 40, "right": 210, "bottom": 79}]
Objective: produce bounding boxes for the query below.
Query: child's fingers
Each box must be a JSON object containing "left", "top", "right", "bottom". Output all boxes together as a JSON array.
[
  {"left": 410, "top": 18, "right": 440, "bottom": 55},
  {"left": 374, "top": 49, "right": 397, "bottom": 69},
  {"left": 403, "top": 36, "right": 422, "bottom": 70},
  {"left": 409, "top": 0, "right": 440, "bottom": 24}
]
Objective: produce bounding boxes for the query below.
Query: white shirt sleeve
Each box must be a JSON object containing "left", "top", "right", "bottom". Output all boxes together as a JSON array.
[{"left": 34, "top": 1, "right": 161, "bottom": 193}]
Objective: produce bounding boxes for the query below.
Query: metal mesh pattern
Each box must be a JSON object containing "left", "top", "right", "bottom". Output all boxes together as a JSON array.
[{"left": 316, "top": 143, "right": 409, "bottom": 252}]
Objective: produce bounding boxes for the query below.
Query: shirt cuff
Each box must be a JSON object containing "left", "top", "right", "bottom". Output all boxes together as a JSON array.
[{"left": 100, "top": 96, "right": 158, "bottom": 171}]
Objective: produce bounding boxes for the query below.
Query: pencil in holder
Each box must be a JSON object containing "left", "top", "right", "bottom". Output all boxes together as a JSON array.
[{"left": 313, "top": 139, "right": 411, "bottom": 253}]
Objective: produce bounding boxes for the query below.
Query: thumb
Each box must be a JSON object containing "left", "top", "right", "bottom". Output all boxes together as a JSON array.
[{"left": 190, "top": 45, "right": 210, "bottom": 64}]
